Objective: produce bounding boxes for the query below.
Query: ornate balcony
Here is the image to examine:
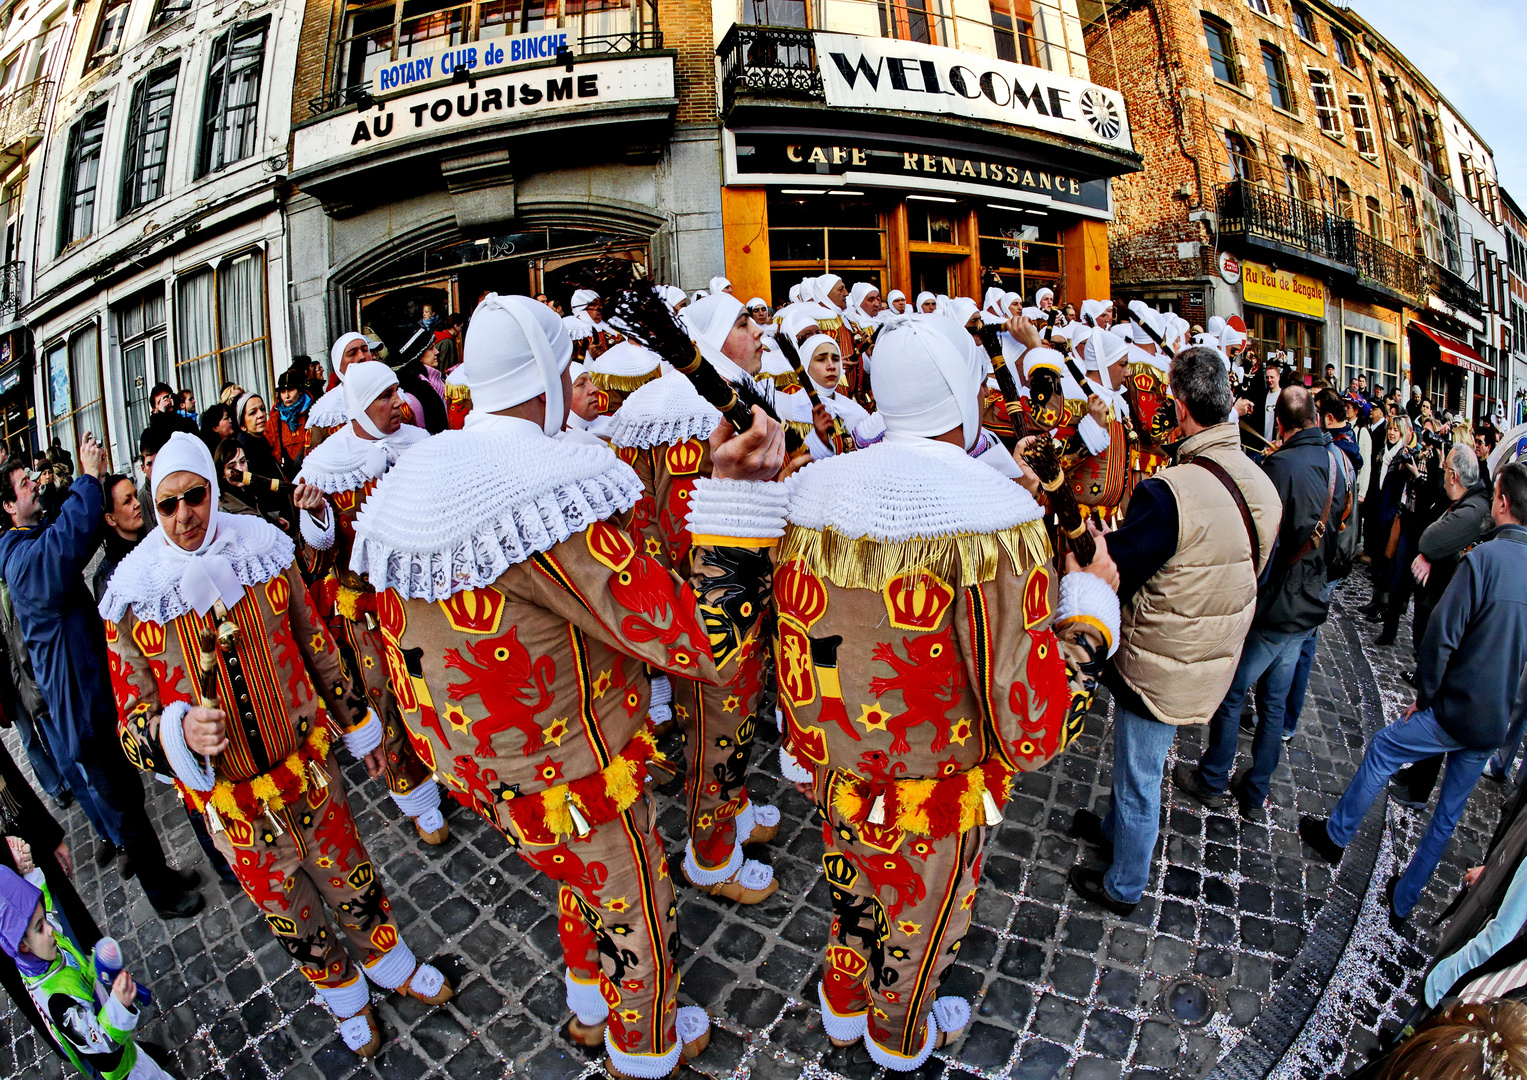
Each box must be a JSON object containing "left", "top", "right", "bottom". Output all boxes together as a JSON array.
[
  {"left": 0, "top": 260, "right": 22, "bottom": 321},
  {"left": 1216, "top": 180, "right": 1427, "bottom": 304},
  {"left": 0, "top": 78, "right": 49, "bottom": 170},
  {"left": 717, "top": 24, "right": 824, "bottom": 118}
]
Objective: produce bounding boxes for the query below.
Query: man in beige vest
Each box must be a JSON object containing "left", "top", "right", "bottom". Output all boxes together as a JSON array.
[{"left": 1067, "top": 346, "right": 1281, "bottom": 915}]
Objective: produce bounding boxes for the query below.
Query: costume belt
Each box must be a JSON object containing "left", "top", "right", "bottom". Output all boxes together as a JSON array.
[
  {"left": 826, "top": 755, "right": 1014, "bottom": 840},
  {"left": 182, "top": 720, "right": 333, "bottom": 828}
]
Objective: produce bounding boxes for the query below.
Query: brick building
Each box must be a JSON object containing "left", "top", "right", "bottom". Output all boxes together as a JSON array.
[
  {"left": 1090, "top": 0, "right": 1496, "bottom": 419},
  {"left": 712, "top": 0, "right": 1142, "bottom": 308}
]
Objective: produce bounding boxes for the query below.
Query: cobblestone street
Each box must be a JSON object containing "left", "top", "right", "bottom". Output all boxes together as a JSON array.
[{"left": 0, "top": 572, "right": 1513, "bottom": 1080}]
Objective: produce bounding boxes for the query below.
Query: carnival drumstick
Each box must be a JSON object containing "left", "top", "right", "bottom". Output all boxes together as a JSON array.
[
  {"left": 976, "top": 323, "right": 1024, "bottom": 423},
  {"left": 774, "top": 327, "right": 850, "bottom": 453}
]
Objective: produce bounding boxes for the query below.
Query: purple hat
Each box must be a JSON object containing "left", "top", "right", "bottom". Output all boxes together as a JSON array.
[{"left": 0, "top": 865, "right": 42, "bottom": 964}]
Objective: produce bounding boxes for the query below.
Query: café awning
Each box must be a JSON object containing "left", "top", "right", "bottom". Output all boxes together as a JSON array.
[{"left": 1410, "top": 322, "right": 1494, "bottom": 377}]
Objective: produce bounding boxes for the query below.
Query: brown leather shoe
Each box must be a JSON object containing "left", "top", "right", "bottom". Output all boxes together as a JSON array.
[
  {"left": 415, "top": 818, "right": 450, "bottom": 846},
  {"left": 564, "top": 1016, "right": 606, "bottom": 1048},
  {"left": 683, "top": 860, "right": 779, "bottom": 905},
  {"left": 399, "top": 964, "right": 454, "bottom": 1007}
]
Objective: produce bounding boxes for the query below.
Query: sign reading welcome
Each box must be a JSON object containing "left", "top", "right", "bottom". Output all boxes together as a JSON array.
[
  {"left": 1241, "top": 260, "right": 1326, "bottom": 319},
  {"left": 812, "top": 33, "right": 1133, "bottom": 154}
]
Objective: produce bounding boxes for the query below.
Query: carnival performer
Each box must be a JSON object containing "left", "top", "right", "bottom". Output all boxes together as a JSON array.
[
  {"left": 605, "top": 291, "right": 787, "bottom": 905},
  {"left": 350, "top": 293, "right": 787, "bottom": 1079},
  {"left": 778, "top": 334, "right": 873, "bottom": 458},
  {"left": 99, "top": 433, "right": 451, "bottom": 1058},
  {"left": 774, "top": 315, "right": 1120, "bottom": 1071},
  {"left": 306, "top": 333, "right": 376, "bottom": 452},
  {"left": 294, "top": 361, "right": 449, "bottom": 847},
  {"left": 563, "top": 289, "right": 625, "bottom": 363}
]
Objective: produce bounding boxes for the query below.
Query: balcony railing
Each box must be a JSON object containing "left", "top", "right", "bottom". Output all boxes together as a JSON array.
[
  {"left": 0, "top": 78, "right": 50, "bottom": 149},
  {"left": 0, "top": 260, "right": 24, "bottom": 320},
  {"left": 718, "top": 24, "right": 823, "bottom": 117},
  {"left": 1217, "top": 180, "right": 1425, "bottom": 301}
]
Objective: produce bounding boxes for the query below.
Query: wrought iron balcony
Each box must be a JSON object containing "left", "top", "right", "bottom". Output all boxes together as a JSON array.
[
  {"left": 1216, "top": 180, "right": 1425, "bottom": 302},
  {"left": 0, "top": 78, "right": 49, "bottom": 149},
  {"left": 0, "top": 260, "right": 24, "bottom": 321},
  {"left": 717, "top": 24, "right": 824, "bottom": 118}
]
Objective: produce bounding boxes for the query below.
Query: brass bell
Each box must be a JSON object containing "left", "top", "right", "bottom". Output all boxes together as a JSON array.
[{"left": 216, "top": 618, "right": 241, "bottom": 651}]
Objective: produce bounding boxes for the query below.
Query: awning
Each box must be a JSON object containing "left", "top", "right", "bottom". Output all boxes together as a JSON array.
[{"left": 1411, "top": 322, "right": 1494, "bottom": 377}]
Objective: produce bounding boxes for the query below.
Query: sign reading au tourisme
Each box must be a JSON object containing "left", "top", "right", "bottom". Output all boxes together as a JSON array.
[{"left": 812, "top": 33, "right": 1133, "bottom": 154}]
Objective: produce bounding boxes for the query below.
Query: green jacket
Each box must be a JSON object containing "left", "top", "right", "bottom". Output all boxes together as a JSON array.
[{"left": 17, "top": 869, "right": 141, "bottom": 1080}]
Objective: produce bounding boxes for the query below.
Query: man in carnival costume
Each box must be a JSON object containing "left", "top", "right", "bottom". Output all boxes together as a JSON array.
[
  {"left": 350, "top": 293, "right": 788, "bottom": 1078},
  {"left": 306, "top": 332, "right": 377, "bottom": 451},
  {"left": 99, "top": 433, "right": 452, "bottom": 1057}
]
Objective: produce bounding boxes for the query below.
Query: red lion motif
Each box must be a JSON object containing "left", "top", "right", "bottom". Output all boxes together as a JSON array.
[
  {"left": 233, "top": 850, "right": 289, "bottom": 911},
  {"left": 868, "top": 626, "right": 968, "bottom": 755},
  {"left": 314, "top": 797, "right": 365, "bottom": 871},
  {"left": 1009, "top": 628, "right": 1068, "bottom": 746},
  {"left": 444, "top": 627, "right": 556, "bottom": 757},
  {"left": 844, "top": 849, "right": 926, "bottom": 920},
  {"left": 521, "top": 842, "right": 610, "bottom": 899}
]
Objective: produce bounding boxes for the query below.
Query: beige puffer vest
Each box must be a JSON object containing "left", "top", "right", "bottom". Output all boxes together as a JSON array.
[{"left": 1113, "top": 423, "right": 1283, "bottom": 725}]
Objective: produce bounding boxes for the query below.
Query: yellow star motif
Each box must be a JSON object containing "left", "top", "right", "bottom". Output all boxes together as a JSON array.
[
  {"left": 316, "top": 856, "right": 334, "bottom": 869},
  {"left": 645, "top": 537, "right": 663, "bottom": 557},
  {"left": 444, "top": 704, "right": 473, "bottom": 735},
  {"left": 362, "top": 656, "right": 375, "bottom": 669},
  {"left": 855, "top": 702, "right": 891, "bottom": 734},
  {"left": 896, "top": 919, "right": 922, "bottom": 936},
  {"left": 310, "top": 632, "right": 326, "bottom": 652},
  {"left": 722, "top": 695, "right": 741, "bottom": 713},
  {"left": 591, "top": 670, "right": 613, "bottom": 699},
  {"left": 960, "top": 891, "right": 976, "bottom": 910},
  {"left": 675, "top": 705, "right": 690, "bottom": 721},
  {"left": 605, "top": 896, "right": 631, "bottom": 913},
  {"left": 619, "top": 1009, "right": 643, "bottom": 1024},
  {"left": 656, "top": 859, "right": 669, "bottom": 880},
  {"left": 946, "top": 717, "right": 974, "bottom": 746},
  {"left": 542, "top": 717, "right": 571, "bottom": 747}
]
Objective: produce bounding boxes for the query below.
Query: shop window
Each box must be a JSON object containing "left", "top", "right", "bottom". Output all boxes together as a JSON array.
[
  {"left": 977, "top": 207, "right": 1061, "bottom": 300},
  {"left": 1223, "top": 130, "right": 1257, "bottom": 182},
  {"left": 58, "top": 106, "right": 106, "bottom": 253},
  {"left": 1249, "top": 309, "right": 1321, "bottom": 379},
  {"left": 911, "top": 207, "right": 958, "bottom": 245},
  {"left": 766, "top": 193, "right": 886, "bottom": 309},
  {"left": 878, "top": 0, "right": 943, "bottom": 47},
  {"left": 197, "top": 18, "right": 268, "bottom": 177},
  {"left": 86, "top": 0, "right": 130, "bottom": 71},
  {"left": 174, "top": 248, "right": 271, "bottom": 414},
  {"left": 1203, "top": 16, "right": 1238, "bottom": 86},
  {"left": 150, "top": 0, "right": 193, "bottom": 29},
  {"left": 1365, "top": 196, "right": 1384, "bottom": 242},
  {"left": 1309, "top": 70, "right": 1341, "bottom": 134},
  {"left": 115, "top": 287, "right": 168, "bottom": 439},
  {"left": 45, "top": 323, "right": 106, "bottom": 466},
  {"left": 1262, "top": 44, "right": 1293, "bottom": 113},
  {"left": 1331, "top": 27, "right": 1356, "bottom": 70},
  {"left": 121, "top": 63, "right": 179, "bottom": 215},
  {"left": 1344, "top": 329, "right": 1398, "bottom": 396},
  {"left": 1349, "top": 93, "right": 1376, "bottom": 156},
  {"left": 1291, "top": 4, "right": 1316, "bottom": 42}
]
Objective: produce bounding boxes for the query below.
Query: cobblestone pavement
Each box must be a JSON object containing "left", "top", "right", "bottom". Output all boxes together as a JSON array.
[{"left": 0, "top": 569, "right": 1513, "bottom": 1080}]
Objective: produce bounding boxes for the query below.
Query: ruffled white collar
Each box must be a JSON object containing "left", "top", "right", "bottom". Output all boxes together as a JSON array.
[
  {"left": 350, "top": 413, "right": 642, "bottom": 600},
  {"left": 296, "top": 423, "right": 431, "bottom": 494},
  {"left": 785, "top": 437, "right": 1042, "bottom": 540},
  {"left": 307, "top": 385, "right": 348, "bottom": 429},
  {"left": 605, "top": 370, "right": 721, "bottom": 450},
  {"left": 98, "top": 514, "right": 295, "bottom": 624}
]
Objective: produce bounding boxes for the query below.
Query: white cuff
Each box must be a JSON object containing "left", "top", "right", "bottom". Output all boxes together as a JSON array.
[
  {"left": 779, "top": 745, "right": 813, "bottom": 783},
  {"left": 685, "top": 477, "right": 789, "bottom": 539},
  {"left": 648, "top": 674, "right": 672, "bottom": 707},
  {"left": 604, "top": 1029, "right": 680, "bottom": 1078},
  {"left": 315, "top": 975, "right": 370, "bottom": 1020},
  {"left": 683, "top": 835, "right": 744, "bottom": 885},
  {"left": 866, "top": 1009, "right": 938, "bottom": 1071},
  {"left": 818, "top": 981, "right": 868, "bottom": 1043},
  {"left": 341, "top": 709, "right": 384, "bottom": 757},
  {"left": 565, "top": 971, "right": 609, "bottom": 1026},
  {"left": 1056, "top": 571, "right": 1121, "bottom": 658},
  {"left": 158, "top": 702, "right": 215, "bottom": 792},
  {"left": 299, "top": 506, "right": 335, "bottom": 551},
  {"left": 1077, "top": 413, "right": 1111, "bottom": 456},
  {"left": 102, "top": 991, "right": 140, "bottom": 1033},
  {"left": 390, "top": 777, "right": 441, "bottom": 816},
  {"left": 361, "top": 938, "right": 416, "bottom": 990},
  {"left": 806, "top": 429, "right": 835, "bottom": 460}
]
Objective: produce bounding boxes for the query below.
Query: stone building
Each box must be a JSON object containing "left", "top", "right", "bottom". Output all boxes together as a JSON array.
[
  {"left": 1090, "top": 0, "right": 1498, "bottom": 418},
  {"left": 1502, "top": 187, "right": 1527, "bottom": 424}
]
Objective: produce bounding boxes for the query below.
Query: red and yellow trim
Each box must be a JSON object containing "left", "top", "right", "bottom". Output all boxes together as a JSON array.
[{"left": 829, "top": 757, "right": 1012, "bottom": 840}]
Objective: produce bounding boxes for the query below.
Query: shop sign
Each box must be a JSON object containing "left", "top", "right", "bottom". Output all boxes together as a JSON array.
[
  {"left": 1241, "top": 260, "right": 1325, "bottom": 319},
  {"left": 370, "top": 31, "right": 572, "bottom": 93},
  {"left": 813, "top": 33, "right": 1132, "bottom": 154},
  {"left": 1218, "top": 251, "right": 1240, "bottom": 284},
  {"left": 731, "top": 133, "right": 1110, "bottom": 211},
  {"left": 293, "top": 56, "right": 675, "bottom": 169}
]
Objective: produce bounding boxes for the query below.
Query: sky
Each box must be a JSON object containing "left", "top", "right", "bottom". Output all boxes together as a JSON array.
[{"left": 1354, "top": 0, "right": 1527, "bottom": 198}]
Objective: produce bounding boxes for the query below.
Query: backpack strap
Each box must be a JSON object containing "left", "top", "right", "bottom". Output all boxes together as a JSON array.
[
  {"left": 1278, "top": 446, "right": 1340, "bottom": 575},
  {"left": 1189, "top": 457, "right": 1263, "bottom": 574}
]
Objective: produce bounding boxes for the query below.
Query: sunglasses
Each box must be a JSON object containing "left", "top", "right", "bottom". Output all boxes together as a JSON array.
[{"left": 156, "top": 484, "right": 210, "bottom": 518}]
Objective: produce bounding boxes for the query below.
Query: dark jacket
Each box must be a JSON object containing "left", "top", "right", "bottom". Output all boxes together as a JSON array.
[
  {"left": 90, "top": 528, "right": 141, "bottom": 604},
  {"left": 1417, "top": 523, "right": 1527, "bottom": 748},
  {"left": 0, "top": 576, "right": 47, "bottom": 719},
  {"left": 1328, "top": 422, "right": 1362, "bottom": 471},
  {"left": 0, "top": 476, "right": 117, "bottom": 767},
  {"left": 1254, "top": 425, "right": 1350, "bottom": 632},
  {"left": 1418, "top": 482, "right": 1492, "bottom": 567}
]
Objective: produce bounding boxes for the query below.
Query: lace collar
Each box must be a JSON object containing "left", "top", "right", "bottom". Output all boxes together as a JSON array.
[
  {"left": 306, "top": 385, "right": 348, "bottom": 429},
  {"left": 296, "top": 424, "right": 431, "bottom": 493},
  {"left": 605, "top": 370, "right": 721, "bottom": 450}
]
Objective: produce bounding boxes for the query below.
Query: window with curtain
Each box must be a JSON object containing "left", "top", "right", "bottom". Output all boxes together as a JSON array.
[
  {"left": 198, "top": 18, "right": 268, "bottom": 177},
  {"left": 45, "top": 324, "right": 106, "bottom": 465},
  {"left": 116, "top": 288, "right": 168, "bottom": 439},
  {"left": 59, "top": 107, "right": 107, "bottom": 252},
  {"left": 1223, "top": 130, "right": 1257, "bottom": 181},
  {"left": 1262, "top": 44, "right": 1293, "bottom": 112},
  {"left": 1203, "top": 16, "right": 1238, "bottom": 86},
  {"left": 1349, "top": 93, "right": 1376, "bottom": 156},
  {"left": 174, "top": 248, "right": 271, "bottom": 409},
  {"left": 1310, "top": 70, "right": 1341, "bottom": 134},
  {"left": 121, "top": 63, "right": 179, "bottom": 214},
  {"left": 1332, "top": 28, "right": 1356, "bottom": 70}
]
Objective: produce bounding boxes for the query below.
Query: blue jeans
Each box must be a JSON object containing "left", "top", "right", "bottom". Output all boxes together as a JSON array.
[
  {"left": 1327, "top": 706, "right": 1491, "bottom": 917},
  {"left": 8, "top": 694, "right": 64, "bottom": 798},
  {"left": 1277, "top": 628, "right": 1319, "bottom": 737},
  {"left": 1198, "top": 626, "right": 1314, "bottom": 808},
  {"left": 1101, "top": 701, "right": 1178, "bottom": 905}
]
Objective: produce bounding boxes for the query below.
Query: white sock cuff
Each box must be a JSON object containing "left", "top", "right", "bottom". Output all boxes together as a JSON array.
[
  {"left": 603, "top": 1027, "right": 681, "bottom": 1078},
  {"left": 817, "top": 981, "right": 868, "bottom": 1043},
  {"left": 341, "top": 710, "right": 384, "bottom": 758},
  {"left": 675, "top": 1006, "right": 709, "bottom": 1046},
  {"left": 315, "top": 975, "right": 370, "bottom": 1020},
  {"left": 865, "top": 1012, "right": 938, "bottom": 1072},
  {"left": 750, "top": 803, "right": 781, "bottom": 829},
  {"left": 649, "top": 674, "right": 672, "bottom": 706},
  {"left": 565, "top": 971, "right": 609, "bottom": 1025},
  {"left": 361, "top": 938, "right": 417, "bottom": 990},
  {"left": 1057, "top": 570, "right": 1121, "bottom": 657},
  {"left": 649, "top": 702, "right": 672, "bottom": 726},
  {"left": 733, "top": 801, "right": 756, "bottom": 845},
  {"left": 683, "top": 835, "right": 744, "bottom": 885},
  {"left": 391, "top": 778, "right": 442, "bottom": 816},
  {"left": 779, "top": 745, "right": 813, "bottom": 783},
  {"left": 414, "top": 806, "right": 446, "bottom": 833}
]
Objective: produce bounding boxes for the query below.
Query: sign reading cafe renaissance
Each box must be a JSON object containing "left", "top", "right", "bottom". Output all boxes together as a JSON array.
[{"left": 812, "top": 33, "right": 1133, "bottom": 153}]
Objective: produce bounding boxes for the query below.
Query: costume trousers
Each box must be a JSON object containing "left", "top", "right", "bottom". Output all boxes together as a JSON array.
[
  {"left": 818, "top": 780, "right": 983, "bottom": 1065},
  {"left": 208, "top": 753, "right": 410, "bottom": 995},
  {"left": 673, "top": 645, "right": 764, "bottom": 872},
  {"left": 331, "top": 612, "right": 433, "bottom": 799},
  {"left": 519, "top": 794, "right": 681, "bottom": 1062}
]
